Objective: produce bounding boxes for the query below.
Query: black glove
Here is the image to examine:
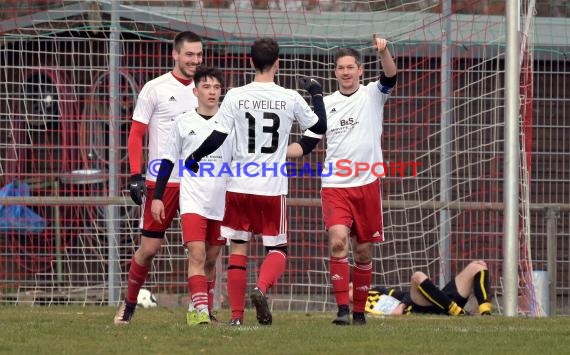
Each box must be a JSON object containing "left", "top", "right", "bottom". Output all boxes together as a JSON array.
[
  {"left": 128, "top": 173, "right": 146, "bottom": 205},
  {"left": 298, "top": 77, "right": 323, "bottom": 96},
  {"left": 184, "top": 154, "right": 200, "bottom": 173}
]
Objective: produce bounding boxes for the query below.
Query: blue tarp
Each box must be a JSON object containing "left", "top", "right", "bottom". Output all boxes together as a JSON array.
[{"left": 0, "top": 181, "right": 46, "bottom": 233}]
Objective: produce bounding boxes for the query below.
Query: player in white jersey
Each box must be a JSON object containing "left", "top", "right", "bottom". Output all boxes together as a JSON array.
[
  {"left": 150, "top": 67, "right": 230, "bottom": 326},
  {"left": 114, "top": 31, "right": 204, "bottom": 325},
  {"left": 322, "top": 35, "right": 397, "bottom": 326},
  {"left": 184, "top": 38, "right": 326, "bottom": 326}
]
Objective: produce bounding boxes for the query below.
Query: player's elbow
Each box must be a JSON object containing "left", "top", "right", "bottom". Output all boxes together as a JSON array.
[
  {"left": 297, "top": 136, "right": 321, "bottom": 156},
  {"left": 380, "top": 73, "right": 398, "bottom": 88},
  {"left": 308, "top": 117, "right": 326, "bottom": 135},
  {"left": 286, "top": 143, "right": 304, "bottom": 158}
]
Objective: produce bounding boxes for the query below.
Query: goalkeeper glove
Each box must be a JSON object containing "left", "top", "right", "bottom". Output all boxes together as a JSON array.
[
  {"left": 128, "top": 173, "right": 146, "bottom": 206},
  {"left": 298, "top": 77, "right": 323, "bottom": 97}
]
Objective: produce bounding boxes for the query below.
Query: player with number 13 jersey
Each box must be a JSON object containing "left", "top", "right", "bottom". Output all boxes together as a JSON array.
[
  {"left": 214, "top": 82, "right": 318, "bottom": 196},
  {"left": 184, "top": 38, "right": 326, "bottom": 325}
]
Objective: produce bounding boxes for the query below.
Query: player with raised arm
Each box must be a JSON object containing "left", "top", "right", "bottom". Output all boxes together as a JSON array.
[
  {"left": 150, "top": 67, "right": 230, "bottom": 326},
  {"left": 184, "top": 38, "right": 326, "bottom": 326},
  {"left": 354, "top": 260, "right": 493, "bottom": 316},
  {"left": 114, "top": 31, "right": 204, "bottom": 325},
  {"left": 322, "top": 35, "right": 397, "bottom": 325}
]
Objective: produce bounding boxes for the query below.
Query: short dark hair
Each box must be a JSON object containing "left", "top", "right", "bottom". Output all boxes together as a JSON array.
[
  {"left": 193, "top": 66, "right": 224, "bottom": 87},
  {"left": 334, "top": 47, "right": 361, "bottom": 67},
  {"left": 250, "top": 38, "right": 279, "bottom": 72},
  {"left": 173, "top": 31, "right": 202, "bottom": 52}
]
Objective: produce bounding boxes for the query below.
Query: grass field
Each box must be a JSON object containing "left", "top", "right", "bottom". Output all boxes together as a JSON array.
[{"left": 2, "top": 306, "right": 570, "bottom": 355}]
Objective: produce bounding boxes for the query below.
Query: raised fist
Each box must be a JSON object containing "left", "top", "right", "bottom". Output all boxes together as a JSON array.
[
  {"left": 298, "top": 77, "right": 323, "bottom": 97},
  {"left": 373, "top": 33, "right": 388, "bottom": 53}
]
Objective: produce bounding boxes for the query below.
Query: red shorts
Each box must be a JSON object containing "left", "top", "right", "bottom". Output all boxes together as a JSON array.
[
  {"left": 140, "top": 185, "right": 179, "bottom": 238},
  {"left": 321, "top": 179, "right": 384, "bottom": 243},
  {"left": 180, "top": 213, "right": 226, "bottom": 246},
  {"left": 222, "top": 192, "right": 287, "bottom": 246}
]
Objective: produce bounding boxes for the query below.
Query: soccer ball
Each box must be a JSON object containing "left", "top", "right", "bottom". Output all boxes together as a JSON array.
[{"left": 137, "top": 288, "right": 158, "bottom": 308}]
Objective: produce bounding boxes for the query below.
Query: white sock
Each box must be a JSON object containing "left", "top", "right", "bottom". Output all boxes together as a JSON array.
[{"left": 196, "top": 305, "right": 208, "bottom": 314}]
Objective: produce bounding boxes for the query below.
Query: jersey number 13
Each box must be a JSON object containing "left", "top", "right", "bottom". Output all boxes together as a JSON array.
[{"left": 245, "top": 112, "right": 280, "bottom": 154}]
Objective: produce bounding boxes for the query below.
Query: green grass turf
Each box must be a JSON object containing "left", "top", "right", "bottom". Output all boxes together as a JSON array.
[{"left": 1, "top": 306, "right": 570, "bottom": 355}]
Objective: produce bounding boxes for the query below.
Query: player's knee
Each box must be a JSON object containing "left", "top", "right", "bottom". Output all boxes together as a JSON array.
[
  {"left": 189, "top": 258, "right": 206, "bottom": 271},
  {"left": 329, "top": 233, "right": 348, "bottom": 255},
  {"left": 470, "top": 260, "right": 488, "bottom": 271},
  {"left": 185, "top": 242, "right": 206, "bottom": 259},
  {"left": 330, "top": 240, "right": 347, "bottom": 256},
  {"left": 410, "top": 271, "right": 428, "bottom": 285},
  {"left": 328, "top": 227, "right": 349, "bottom": 251},
  {"left": 188, "top": 250, "right": 206, "bottom": 265}
]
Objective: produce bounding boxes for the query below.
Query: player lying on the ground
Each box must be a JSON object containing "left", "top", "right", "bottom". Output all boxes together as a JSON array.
[{"left": 350, "top": 260, "right": 493, "bottom": 316}]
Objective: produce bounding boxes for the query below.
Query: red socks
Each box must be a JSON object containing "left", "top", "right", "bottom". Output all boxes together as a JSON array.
[
  {"left": 352, "top": 262, "right": 372, "bottom": 312},
  {"left": 125, "top": 257, "right": 149, "bottom": 304},
  {"left": 188, "top": 275, "right": 208, "bottom": 310},
  {"left": 257, "top": 249, "right": 287, "bottom": 294},
  {"left": 227, "top": 254, "right": 247, "bottom": 320},
  {"left": 207, "top": 279, "right": 215, "bottom": 312},
  {"left": 330, "top": 256, "right": 350, "bottom": 306}
]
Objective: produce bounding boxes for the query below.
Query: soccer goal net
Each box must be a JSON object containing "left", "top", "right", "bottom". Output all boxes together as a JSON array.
[{"left": 0, "top": 0, "right": 540, "bottom": 315}]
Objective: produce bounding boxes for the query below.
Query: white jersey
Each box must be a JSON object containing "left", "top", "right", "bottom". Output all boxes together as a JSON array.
[
  {"left": 162, "top": 110, "right": 232, "bottom": 220},
  {"left": 321, "top": 81, "right": 392, "bottom": 188},
  {"left": 132, "top": 72, "right": 197, "bottom": 184},
  {"left": 214, "top": 81, "right": 319, "bottom": 196}
]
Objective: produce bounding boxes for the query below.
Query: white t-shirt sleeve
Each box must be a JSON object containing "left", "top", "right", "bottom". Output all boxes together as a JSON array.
[
  {"left": 214, "top": 92, "right": 236, "bottom": 134},
  {"left": 162, "top": 118, "right": 182, "bottom": 163},
  {"left": 132, "top": 84, "right": 156, "bottom": 124},
  {"left": 369, "top": 80, "right": 390, "bottom": 106},
  {"left": 293, "top": 92, "right": 319, "bottom": 131},
  {"left": 303, "top": 129, "right": 323, "bottom": 139}
]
